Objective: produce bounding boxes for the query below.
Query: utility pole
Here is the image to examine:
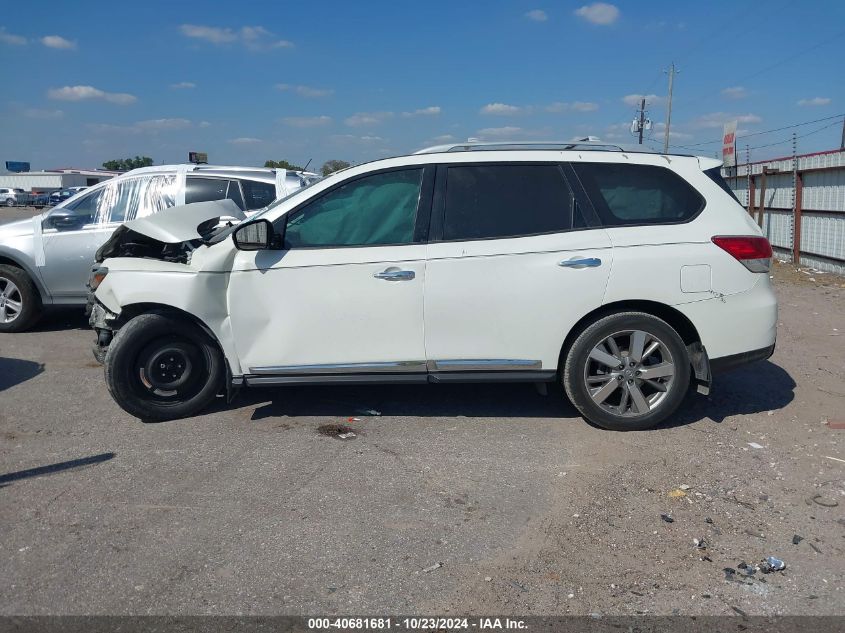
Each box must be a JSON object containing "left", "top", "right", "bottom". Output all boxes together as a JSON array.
[
  {"left": 663, "top": 62, "right": 677, "bottom": 154},
  {"left": 840, "top": 114, "right": 845, "bottom": 150},
  {"left": 629, "top": 98, "right": 651, "bottom": 144},
  {"left": 637, "top": 98, "right": 646, "bottom": 144}
]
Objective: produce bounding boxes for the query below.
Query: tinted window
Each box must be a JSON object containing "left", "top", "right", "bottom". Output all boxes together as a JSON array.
[
  {"left": 573, "top": 163, "right": 703, "bottom": 226},
  {"left": 443, "top": 165, "right": 574, "bottom": 241},
  {"left": 225, "top": 180, "right": 246, "bottom": 210},
  {"left": 186, "top": 177, "right": 228, "bottom": 205},
  {"left": 54, "top": 188, "right": 103, "bottom": 225},
  {"left": 285, "top": 169, "right": 423, "bottom": 248},
  {"left": 240, "top": 179, "right": 277, "bottom": 210},
  {"left": 704, "top": 167, "right": 742, "bottom": 205}
]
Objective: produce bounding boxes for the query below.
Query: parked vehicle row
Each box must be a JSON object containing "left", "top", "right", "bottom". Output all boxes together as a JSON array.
[
  {"left": 80, "top": 141, "right": 777, "bottom": 431},
  {"left": 0, "top": 163, "right": 319, "bottom": 332}
]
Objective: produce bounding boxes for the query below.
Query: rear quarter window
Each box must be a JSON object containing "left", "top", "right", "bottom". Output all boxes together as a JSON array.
[{"left": 573, "top": 163, "right": 704, "bottom": 226}]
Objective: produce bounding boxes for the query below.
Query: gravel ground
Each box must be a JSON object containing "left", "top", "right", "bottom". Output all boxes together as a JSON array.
[{"left": 0, "top": 209, "right": 843, "bottom": 616}]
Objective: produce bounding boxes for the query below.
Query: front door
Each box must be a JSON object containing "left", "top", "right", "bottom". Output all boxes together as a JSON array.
[
  {"left": 228, "top": 166, "right": 433, "bottom": 377},
  {"left": 424, "top": 163, "right": 613, "bottom": 373}
]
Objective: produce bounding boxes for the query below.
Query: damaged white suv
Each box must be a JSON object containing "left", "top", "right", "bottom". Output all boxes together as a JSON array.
[{"left": 89, "top": 141, "right": 777, "bottom": 430}]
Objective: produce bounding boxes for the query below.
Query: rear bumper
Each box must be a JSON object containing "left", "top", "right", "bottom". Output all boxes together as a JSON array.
[{"left": 710, "top": 343, "right": 775, "bottom": 374}]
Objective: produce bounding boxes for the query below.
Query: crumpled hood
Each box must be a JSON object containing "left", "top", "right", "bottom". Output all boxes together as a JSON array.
[{"left": 123, "top": 199, "right": 246, "bottom": 243}]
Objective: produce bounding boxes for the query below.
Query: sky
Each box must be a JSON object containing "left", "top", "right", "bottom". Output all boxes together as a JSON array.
[{"left": 1, "top": 0, "right": 844, "bottom": 171}]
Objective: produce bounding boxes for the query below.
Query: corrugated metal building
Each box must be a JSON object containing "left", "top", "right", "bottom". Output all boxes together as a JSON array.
[
  {"left": 724, "top": 149, "right": 845, "bottom": 275},
  {"left": 0, "top": 168, "right": 118, "bottom": 193}
]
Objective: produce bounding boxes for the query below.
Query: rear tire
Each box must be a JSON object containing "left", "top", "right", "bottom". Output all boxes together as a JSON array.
[
  {"left": 0, "top": 264, "right": 42, "bottom": 333},
  {"left": 563, "top": 311, "right": 690, "bottom": 431},
  {"left": 104, "top": 313, "right": 224, "bottom": 421}
]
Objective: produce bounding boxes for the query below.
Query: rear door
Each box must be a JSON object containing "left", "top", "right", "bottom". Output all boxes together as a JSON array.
[{"left": 424, "top": 162, "right": 613, "bottom": 374}]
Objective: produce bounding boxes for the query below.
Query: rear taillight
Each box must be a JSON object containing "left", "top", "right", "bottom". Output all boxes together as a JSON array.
[{"left": 712, "top": 236, "right": 773, "bottom": 273}]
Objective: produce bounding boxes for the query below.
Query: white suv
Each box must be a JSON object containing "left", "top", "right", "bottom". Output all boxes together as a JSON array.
[{"left": 89, "top": 142, "right": 777, "bottom": 430}]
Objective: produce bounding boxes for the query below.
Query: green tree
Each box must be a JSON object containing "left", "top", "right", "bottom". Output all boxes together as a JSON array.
[
  {"left": 263, "top": 159, "right": 304, "bottom": 170},
  {"left": 102, "top": 156, "right": 154, "bottom": 171},
  {"left": 321, "top": 159, "right": 350, "bottom": 176}
]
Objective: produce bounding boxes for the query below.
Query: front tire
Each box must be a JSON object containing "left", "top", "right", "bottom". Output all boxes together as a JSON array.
[
  {"left": 0, "top": 265, "right": 42, "bottom": 333},
  {"left": 563, "top": 312, "right": 690, "bottom": 431},
  {"left": 104, "top": 313, "right": 224, "bottom": 421}
]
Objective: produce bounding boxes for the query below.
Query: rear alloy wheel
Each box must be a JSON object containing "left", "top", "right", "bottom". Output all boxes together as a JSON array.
[
  {"left": 0, "top": 265, "right": 42, "bottom": 333},
  {"left": 563, "top": 312, "right": 690, "bottom": 431},
  {"left": 5, "top": 198, "right": 14, "bottom": 207},
  {"left": 104, "top": 313, "right": 224, "bottom": 421}
]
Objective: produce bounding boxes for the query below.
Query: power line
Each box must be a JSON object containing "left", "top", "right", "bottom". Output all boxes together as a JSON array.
[
  {"left": 742, "top": 119, "right": 842, "bottom": 152},
  {"left": 671, "top": 113, "right": 845, "bottom": 149}
]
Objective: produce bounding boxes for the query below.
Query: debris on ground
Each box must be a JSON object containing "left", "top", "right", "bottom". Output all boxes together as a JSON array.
[
  {"left": 808, "top": 493, "right": 839, "bottom": 508},
  {"left": 347, "top": 417, "right": 361, "bottom": 422},
  {"left": 484, "top": 576, "right": 492, "bottom": 582},
  {"left": 747, "top": 442, "right": 764, "bottom": 449},
  {"left": 705, "top": 517, "right": 714, "bottom": 524},
  {"left": 357, "top": 408, "right": 381, "bottom": 416},
  {"left": 317, "top": 424, "right": 358, "bottom": 440},
  {"left": 760, "top": 556, "right": 786, "bottom": 573},
  {"left": 668, "top": 489, "right": 687, "bottom": 498},
  {"left": 660, "top": 514, "right": 674, "bottom": 523},
  {"left": 823, "top": 455, "right": 845, "bottom": 463},
  {"left": 679, "top": 484, "right": 691, "bottom": 490},
  {"left": 693, "top": 538, "right": 707, "bottom": 550},
  {"left": 792, "top": 534, "right": 804, "bottom": 545},
  {"left": 421, "top": 562, "right": 442, "bottom": 573}
]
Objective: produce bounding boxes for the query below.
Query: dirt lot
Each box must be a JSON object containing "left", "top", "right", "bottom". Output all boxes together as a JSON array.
[{"left": 0, "top": 211, "right": 843, "bottom": 617}]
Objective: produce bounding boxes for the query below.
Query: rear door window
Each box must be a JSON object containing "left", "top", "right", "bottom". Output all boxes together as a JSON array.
[
  {"left": 572, "top": 163, "right": 704, "bottom": 226},
  {"left": 186, "top": 177, "right": 246, "bottom": 210},
  {"left": 442, "top": 164, "right": 576, "bottom": 241},
  {"left": 240, "top": 179, "right": 277, "bottom": 210}
]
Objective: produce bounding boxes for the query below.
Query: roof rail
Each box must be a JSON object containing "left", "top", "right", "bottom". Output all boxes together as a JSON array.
[{"left": 413, "top": 140, "right": 640, "bottom": 155}]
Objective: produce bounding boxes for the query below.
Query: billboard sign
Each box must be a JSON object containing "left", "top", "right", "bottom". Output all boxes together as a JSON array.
[
  {"left": 722, "top": 121, "right": 738, "bottom": 167},
  {"left": 5, "top": 161, "right": 31, "bottom": 173},
  {"left": 188, "top": 152, "right": 208, "bottom": 164}
]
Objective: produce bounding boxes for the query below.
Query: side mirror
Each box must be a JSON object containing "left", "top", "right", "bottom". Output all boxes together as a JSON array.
[
  {"left": 48, "top": 211, "right": 90, "bottom": 231},
  {"left": 233, "top": 219, "right": 279, "bottom": 251}
]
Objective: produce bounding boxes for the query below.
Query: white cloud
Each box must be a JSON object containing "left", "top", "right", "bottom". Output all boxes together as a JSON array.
[
  {"left": 229, "top": 137, "right": 262, "bottom": 144},
  {"left": 47, "top": 85, "right": 137, "bottom": 105},
  {"left": 88, "top": 118, "right": 193, "bottom": 135},
  {"left": 23, "top": 108, "right": 64, "bottom": 120},
  {"left": 135, "top": 118, "right": 192, "bottom": 131},
  {"left": 575, "top": 3, "right": 620, "bottom": 25},
  {"left": 477, "top": 126, "right": 524, "bottom": 139},
  {"left": 401, "top": 106, "right": 441, "bottom": 117},
  {"left": 0, "top": 27, "right": 27, "bottom": 45},
  {"left": 525, "top": 9, "right": 548, "bottom": 22},
  {"left": 622, "top": 93, "right": 664, "bottom": 107},
  {"left": 330, "top": 134, "right": 385, "bottom": 144},
  {"left": 170, "top": 81, "right": 196, "bottom": 89},
  {"left": 693, "top": 112, "right": 762, "bottom": 129},
  {"left": 198, "top": 121, "right": 211, "bottom": 128},
  {"left": 344, "top": 111, "right": 394, "bottom": 126},
  {"left": 40, "top": 35, "right": 76, "bottom": 50},
  {"left": 652, "top": 122, "right": 693, "bottom": 140},
  {"left": 797, "top": 97, "right": 831, "bottom": 107},
  {"left": 480, "top": 103, "right": 522, "bottom": 115},
  {"left": 180, "top": 24, "right": 293, "bottom": 51},
  {"left": 428, "top": 134, "right": 456, "bottom": 143},
  {"left": 721, "top": 86, "right": 747, "bottom": 100},
  {"left": 282, "top": 115, "right": 333, "bottom": 128},
  {"left": 275, "top": 83, "right": 334, "bottom": 98},
  {"left": 546, "top": 101, "right": 599, "bottom": 113}
]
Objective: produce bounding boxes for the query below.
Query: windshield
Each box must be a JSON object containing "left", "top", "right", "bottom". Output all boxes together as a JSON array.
[
  {"left": 249, "top": 176, "right": 327, "bottom": 220},
  {"left": 206, "top": 175, "right": 333, "bottom": 245}
]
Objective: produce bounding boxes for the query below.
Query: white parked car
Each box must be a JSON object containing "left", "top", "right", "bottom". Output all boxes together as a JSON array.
[{"left": 88, "top": 141, "right": 777, "bottom": 430}]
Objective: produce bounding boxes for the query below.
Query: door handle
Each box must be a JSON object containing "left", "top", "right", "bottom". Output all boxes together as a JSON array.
[
  {"left": 373, "top": 269, "right": 416, "bottom": 281},
  {"left": 558, "top": 257, "right": 602, "bottom": 269}
]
